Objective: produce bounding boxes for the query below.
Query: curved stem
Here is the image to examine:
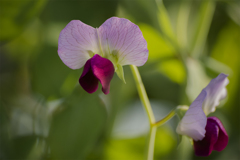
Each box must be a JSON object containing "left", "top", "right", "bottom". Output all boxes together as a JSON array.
[
  {"left": 154, "top": 110, "right": 176, "bottom": 127},
  {"left": 130, "top": 65, "right": 156, "bottom": 160},
  {"left": 130, "top": 65, "right": 177, "bottom": 160},
  {"left": 130, "top": 65, "right": 155, "bottom": 124}
]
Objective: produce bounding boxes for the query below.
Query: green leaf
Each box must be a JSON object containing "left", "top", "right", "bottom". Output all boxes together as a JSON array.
[
  {"left": 119, "top": 0, "right": 159, "bottom": 29},
  {"left": 138, "top": 23, "right": 175, "bottom": 61},
  {"left": 12, "top": 136, "right": 38, "bottom": 159},
  {"left": 103, "top": 127, "right": 176, "bottom": 160},
  {"left": 48, "top": 86, "right": 107, "bottom": 159},
  {"left": 210, "top": 22, "right": 240, "bottom": 125},
  {"left": 227, "top": 2, "right": 240, "bottom": 26},
  {"left": 41, "top": 0, "right": 118, "bottom": 27},
  {"left": 2, "top": 19, "right": 42, "bottom": 60},
  {"left": 104, "top": 136, "right": 145, "bottom": 160},
  {"left": 138, "top": 23, "right": 185, "bottom": 84},
  {"left": 31, "top": 45, "right": 79, "bottom": 99},
  {"left": 157, "top": 59, "right": 186, "bottom": 84},
  {"left": 0, "top": 0, "right": 47, "bottom": 42}
]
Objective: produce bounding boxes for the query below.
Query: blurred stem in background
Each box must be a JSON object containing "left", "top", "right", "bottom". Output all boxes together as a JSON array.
[
  {"left": 176, "top": 0, "right": 191, "bottom": 53},
  {"left": 191, "top": 1, "right": 216, "bottom": 59}
]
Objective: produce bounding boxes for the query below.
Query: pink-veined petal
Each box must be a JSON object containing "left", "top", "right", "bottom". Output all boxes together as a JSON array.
[
  {"left": 58, "top": 20, "right": 100, "bottom": 69},
  {"left": 176, "top": 90, "right": 207, "bottom": 141},
  {"left": 202, "top": 73, "right": 229, "bottom": 115},
  {"left": 98, "top": 17, "right": 148, "bottom": 66}
]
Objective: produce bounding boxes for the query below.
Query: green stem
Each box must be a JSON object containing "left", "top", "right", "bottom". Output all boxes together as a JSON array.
[
  {"left": 130, "top": 65, "right": 156, "bottom": 160},
  {"left": 130, "top": 65, "right": 155, "bottom": 124},
  {"left": 130, "top": 65, "right": 176, "bottom": 160},
  {"left": 146, "top": 126, "right": 157, "bottom": 160},
  {"left": 154, "top": 110, "right": 176, "bottom": 127}
]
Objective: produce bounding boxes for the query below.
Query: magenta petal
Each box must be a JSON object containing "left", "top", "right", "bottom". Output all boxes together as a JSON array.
[
  {"left": 79, "top": 54, "right": 114, "bottom": 94},
  {"left": 79, "top": 58, "right": 99, "bottom": 94},
  {"left": 194, "top": 118, "right": 219, "bottom": 156},
  {"left": 193, "top": 117, "right": 228, "bottom": 156},
  {"left": 210, "top": 117, "right": 229, "bottom": 151},
  {"left": 91, "top": 54, "right": 114, "bottom": 94}
]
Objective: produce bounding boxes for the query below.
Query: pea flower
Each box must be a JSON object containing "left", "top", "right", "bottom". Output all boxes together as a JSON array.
[
  {"left": 58, "top": 17, "right": 148, "bottom": 94},
  {"left": 176, "top": 73, "right": 229, "bottom": 156}
]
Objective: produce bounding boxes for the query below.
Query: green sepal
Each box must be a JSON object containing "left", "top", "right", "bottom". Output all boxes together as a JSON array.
[
  {"left": 175, "top": 105, "right": 189, "bottom": 146},
  {"left": 115, "top": 64, "right": 126, "bottom": 84},
  {"left": 175, "top": 105, "right": 189, "bottom": 120}
]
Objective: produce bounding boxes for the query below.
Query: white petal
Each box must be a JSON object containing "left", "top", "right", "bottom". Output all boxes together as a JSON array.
[
  {"left": 202, "top": 73, "right": 229, "bottom": 115},
  {"left": 58, "top": 20, "right": 100, "bottom": 69},
  {"left": 176, "top": 90, "right": 207, "bottom": 141},
  {"left": 98, "top": 17, "right": 148, "bottom": 66}
]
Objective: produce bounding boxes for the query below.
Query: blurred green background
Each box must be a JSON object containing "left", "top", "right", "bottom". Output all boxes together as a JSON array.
[{"left": 0, "top": 0, "right": 239, "bottom": 159}]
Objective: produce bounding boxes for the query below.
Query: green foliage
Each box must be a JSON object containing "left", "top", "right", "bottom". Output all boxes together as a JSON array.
[
  {"left": 139, "top": 23, "right": 175, "bottom": 60},
  {"left": 30, "top": 45, "right": 79, "bottom": 99},
  {"left": 156, "top": 0, "right": 176, "bottom": 44},
  {"left": 104, "top": 126, "right": 176, "bottom": 160},
  {"left": 48, "top": 87, "right": 107, "bottom": 159},
  {"left": 190, "top": 1, "right": 216, "bottom": 58},
  {"left": 0, "top": 0, "right": 240, "bottom": 159},
  {"left": 210, "top": 22, "right": 240, "bottom": 136},
  {"left": 0, "top": 0, "right": 47, "bottom": 42}
]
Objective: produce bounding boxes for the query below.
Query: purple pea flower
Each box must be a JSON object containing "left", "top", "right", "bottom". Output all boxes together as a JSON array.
[
  {"left": 58, "top": 17, "right": 148, "bottom": 94},
  {"left": 176, "top": 73, "right": 229, "bottom": 156}
]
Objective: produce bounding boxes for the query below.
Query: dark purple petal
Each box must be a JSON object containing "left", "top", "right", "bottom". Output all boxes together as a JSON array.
[
  {"left": 91, "top": 54, "right": 114, "bottom": 94},
  {"left": 209, "top": 117, "right": 229, "bottom": 151},
  {"left": 79, "top": 58, "right": 99, "bottom": 94},
  {"left": 193, "top": 117, "right": 228, "bottom": 156},
  {"left": 79, "top": 54, "right": 114, "bottom": 94}
]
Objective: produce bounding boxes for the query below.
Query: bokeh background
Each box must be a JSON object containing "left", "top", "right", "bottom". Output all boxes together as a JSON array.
[{"left": 0, "top": 0, "right": 239, "bottom": 159}]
